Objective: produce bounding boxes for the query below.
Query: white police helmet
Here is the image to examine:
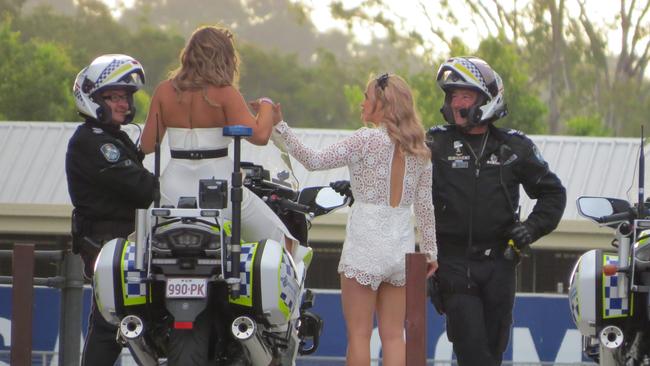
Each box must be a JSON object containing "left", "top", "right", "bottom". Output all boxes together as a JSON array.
[
  {"left": 73, "top": 54, "right": 145, "bottom": 124},
  {"left": 436, "top": 56, "right": 507, "bottom": 126}
]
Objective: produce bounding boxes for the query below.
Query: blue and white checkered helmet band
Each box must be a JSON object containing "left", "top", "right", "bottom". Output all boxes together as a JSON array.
[
  {"left": 455, "top": 58, "right": 487, "bottom": 90},
  {"left": 437, "top": 57, "right": 489, "bottom": 96},
  {"left": 94, "top": 59, "right": 128, "bottom": 90}
]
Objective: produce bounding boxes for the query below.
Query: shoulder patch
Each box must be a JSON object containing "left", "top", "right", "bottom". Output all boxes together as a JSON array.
[{"left": 100, "top": 143, "right": 121, "bottom": 163}]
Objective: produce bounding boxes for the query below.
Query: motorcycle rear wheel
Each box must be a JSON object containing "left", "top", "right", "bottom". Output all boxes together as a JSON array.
[{"left": 167, "top": 310, "right": 211, "bottom": 366}]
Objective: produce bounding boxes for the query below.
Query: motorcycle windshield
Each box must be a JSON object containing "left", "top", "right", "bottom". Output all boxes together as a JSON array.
[{"left": 240, "top": 130, "right": 300, "bottom": 190}]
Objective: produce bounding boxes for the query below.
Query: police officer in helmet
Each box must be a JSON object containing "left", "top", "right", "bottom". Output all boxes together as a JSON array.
[
  {"left": 427, "top": 56, "right": 566, "bottom": 366},
  {"left": 66, "top": 54, "right": 155, "bottom": 366}
]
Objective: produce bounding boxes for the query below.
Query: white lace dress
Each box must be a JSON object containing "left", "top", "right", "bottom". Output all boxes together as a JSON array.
[
  {"left": 159, "top": 127, "right": 294, "bottom": 244},
  {"left": 275, "top": 121, "right": 437, "bottom": 290}
]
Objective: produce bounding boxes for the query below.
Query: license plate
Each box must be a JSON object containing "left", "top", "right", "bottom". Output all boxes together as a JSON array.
[{"left": 166, "top": 278, "right": 207, "bottom": 298}]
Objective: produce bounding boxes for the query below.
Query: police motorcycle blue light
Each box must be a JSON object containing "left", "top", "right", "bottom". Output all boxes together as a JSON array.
[{"left": 223, "top": 125, "right": 253, "bottom": 137}]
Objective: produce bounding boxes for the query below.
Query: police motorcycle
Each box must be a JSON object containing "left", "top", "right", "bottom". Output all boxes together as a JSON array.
[
  {"left": 569, "top": 134, "right": 650, "bottom": 365},
  {"left": 91, "top": 126, "right": 348, "bottom": 365}
]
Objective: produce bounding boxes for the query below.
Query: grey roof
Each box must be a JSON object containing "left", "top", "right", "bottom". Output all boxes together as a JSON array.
[{"left": 0, "top": 121, "right": 647, "bottom": 221}]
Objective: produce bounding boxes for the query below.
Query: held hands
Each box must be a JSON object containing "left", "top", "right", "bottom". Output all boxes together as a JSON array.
[{"left": 249, "top": 97, "right": 283, "bottom": 125}]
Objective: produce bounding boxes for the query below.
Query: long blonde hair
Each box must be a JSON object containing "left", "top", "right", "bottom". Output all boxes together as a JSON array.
[
  {"left": 169, "top": 25, "right": 239, "bottom": 92},
  {"left": 369, "top": 74, "right": 429, "bottom": 158}
]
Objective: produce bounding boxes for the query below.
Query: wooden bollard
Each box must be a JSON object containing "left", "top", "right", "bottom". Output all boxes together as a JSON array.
[
  {"left": 405, "top": 252, "right": 427, "bottom": 365},
  {"left": 11, "top": 244, "right": 35, "bottom": 366}
]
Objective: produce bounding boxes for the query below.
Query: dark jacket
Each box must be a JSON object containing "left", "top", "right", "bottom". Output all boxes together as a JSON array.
[
  {"left": 426, "top": 124, "right": 566, "bottom": 255},
  {"left": 66, "top": 119, "right": 154, "bottom": 236}
]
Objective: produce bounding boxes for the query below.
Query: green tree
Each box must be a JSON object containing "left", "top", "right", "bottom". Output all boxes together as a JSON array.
[
  {"left": 239, "top": 45, "right": 365, "bottom": 128},
  {"left": 0, "top": 20, "right": 76, "bottom": 121},
  {"left": 477, "top": 38, "right": 547, "bottom": 134},
  {"left": 0, "top": 0, "right": 25, "bottom": 17},
  {"left": 565, "top": 114, "right": 611, "bottom": 136},
  {"left": 14, "top": 1, "right": 183, "bottom": 94}
]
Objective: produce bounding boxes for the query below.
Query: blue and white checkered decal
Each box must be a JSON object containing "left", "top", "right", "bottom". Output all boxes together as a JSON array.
[
  {"left": 123, "top": 242, "right": 147, "bottom": 302},
  {"left": 279, "top": 251, "right": 298, "bottom": 311},
  {"left": 225, "top": 243, "right": 255, "bottom": 298},
  {"left": 603, "top": 254, "right": 631, "bottom": 318}
]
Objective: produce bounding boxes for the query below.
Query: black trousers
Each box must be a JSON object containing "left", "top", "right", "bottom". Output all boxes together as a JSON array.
[
  {"left": 436, "top": 255, "right": 517, "bottom": 366},
  {"left": 81, "top": 295, "right": 122, "bottom": 366},
  {"left": 78, "top": 225, "right": 132, "bottom": 366}
]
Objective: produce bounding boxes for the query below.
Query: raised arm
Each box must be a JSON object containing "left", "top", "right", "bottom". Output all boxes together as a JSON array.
[
  {"left": 222, "top": 87, "right": 273, "bottom": 145},
  {"left": 274, "top": 121, "right": 368, "bottom": 171},
  {"left": 414, "top": 162, "right": 437, "bottom": 262}
]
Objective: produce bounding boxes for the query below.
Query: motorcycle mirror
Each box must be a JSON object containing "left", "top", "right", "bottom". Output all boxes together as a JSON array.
[
  {"left": 577, "top": 196, "right": 630, "bottom": 220},
  {"left": 298, "top": 186, "right": 348, "bottom": 216},
  {"left": 314, "top": 187, "right": 347, "bottom": 209}
]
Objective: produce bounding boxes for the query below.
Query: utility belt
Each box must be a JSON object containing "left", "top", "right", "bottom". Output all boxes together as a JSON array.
[
  {"left": 437, "top": 241, "right": 508, "bottom": 261},
  {"left": 170, "top": 148, "right": 228, "bottom": 160},
  {"left": 71, "top": 210, "right": 133, "bottom": 254}
]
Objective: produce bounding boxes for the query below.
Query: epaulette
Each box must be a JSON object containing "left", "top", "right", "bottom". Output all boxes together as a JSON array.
[
  {"left": 427, "top": 125, "right": 449, "bottom": 135},
  {"left": 505, "top": 128, "right": 526, "bottom": 138}
]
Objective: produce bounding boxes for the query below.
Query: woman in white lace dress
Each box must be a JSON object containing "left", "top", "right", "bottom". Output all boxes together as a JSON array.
[
  {"left": 140, "top": 25, "right": 295, "bottom": 248},
  {"left": 271, "top": 74, "right": 438, "bottom": 366}
]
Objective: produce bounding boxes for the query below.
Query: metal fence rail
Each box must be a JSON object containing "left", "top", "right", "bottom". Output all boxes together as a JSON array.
[{"left": 0, "top": 244, "right": 85, "bottom": 366}]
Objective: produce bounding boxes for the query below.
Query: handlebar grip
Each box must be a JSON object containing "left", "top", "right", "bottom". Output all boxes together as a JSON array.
[
  {"left": 261, "top": 180, "right": 298, "bottom": 200},
  {"left": 597, "top": 211, "right": 634, "bottom": 224},
  {"left": 277, "top": 198, "right": 311, "bottom": 213}
]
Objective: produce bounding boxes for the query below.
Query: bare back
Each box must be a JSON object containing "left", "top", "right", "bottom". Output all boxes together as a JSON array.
[
  {"left": 154, "top": 81, "right": 228, "bottom": 129},
  {"left": 389, "top": 146, "right": 405, "bottom": 208},
  {"left": 141, "top": 80, "right": 273, "bottom": 152}
]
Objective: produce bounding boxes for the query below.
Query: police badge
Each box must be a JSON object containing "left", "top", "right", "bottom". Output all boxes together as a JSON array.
[{"left": 100, "top": 143, "right": 121, "bottom": 163}]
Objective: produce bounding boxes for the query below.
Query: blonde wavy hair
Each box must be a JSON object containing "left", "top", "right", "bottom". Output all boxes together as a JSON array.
[
  {"left": 169, "top": 25, "right": 239, "bottom": 92},
  {"left": 368, "top": 74, "right": 429, "bottom": 158}
]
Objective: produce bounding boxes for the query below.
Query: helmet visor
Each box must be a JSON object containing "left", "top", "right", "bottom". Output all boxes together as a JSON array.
[
  {"left": 117, "top": 71, "right": 144, "bottom": 88},
  {"left": 438, "top": 69, "right": 477, "bottom": 91}
]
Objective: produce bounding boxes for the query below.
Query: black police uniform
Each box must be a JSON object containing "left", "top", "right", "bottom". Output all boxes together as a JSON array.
[
  {"left": 426, "top": 123, "right": 566, "bottom": 366},
  {"left": 66, "top": 118, "right": 154, "bottom": 366}
]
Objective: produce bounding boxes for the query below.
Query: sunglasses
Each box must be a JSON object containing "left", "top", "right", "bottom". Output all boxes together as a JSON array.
[{"left": 376, "top": 73, "right": 390, "bottom": 90}]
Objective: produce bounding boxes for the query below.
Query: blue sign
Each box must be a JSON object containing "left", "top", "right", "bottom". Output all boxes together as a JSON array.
[{"left": 0, "top": 286, "right": 587, "bottom": 363}]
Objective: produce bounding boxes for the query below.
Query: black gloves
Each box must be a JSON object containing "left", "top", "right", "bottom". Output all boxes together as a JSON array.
[
  {"left": 329, "top": 180, "right": 354, "bottom": 206},
  {"left": 508, "top": 222, "right": 534, "bottom": 250}
]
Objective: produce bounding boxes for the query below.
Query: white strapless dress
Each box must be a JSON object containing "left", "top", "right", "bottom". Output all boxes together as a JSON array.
[{"left": 159, "top": 127, "right": 294, "bottom": 244}]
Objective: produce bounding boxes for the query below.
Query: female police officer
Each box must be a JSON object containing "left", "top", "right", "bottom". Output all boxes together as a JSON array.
[{"left": 66, "top": 54, "right": 155, "bottom": 366}]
